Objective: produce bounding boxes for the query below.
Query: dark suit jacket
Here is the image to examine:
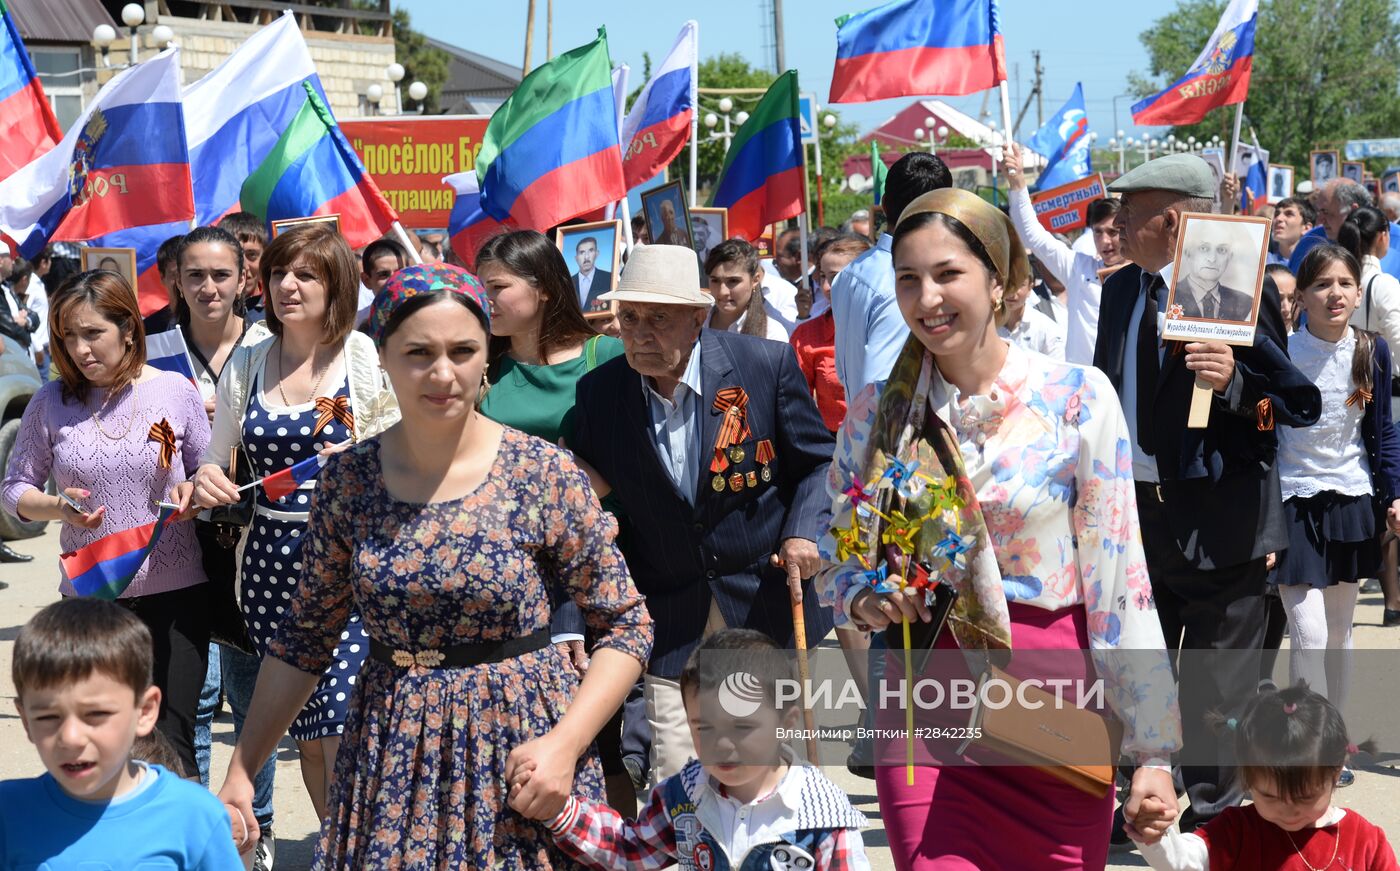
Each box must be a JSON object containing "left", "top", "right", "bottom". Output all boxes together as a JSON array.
[
  {"left": 573, "top": 269, "right": 612, "bottom": 313},
  {"left": 1361, "top": 337, "right": 1400, "bottom": 504},
  {"left": 1094, "top": 266, "right": 1321, "bottom": 569},
  {"left": 572, "top": 329, "right": 837, "bottom": 676},
  {"left": 1172, "top": 280, "right": 1254, "bottom": 322},
  {"left": 0, "top": 285, "right": 37, "bottom": 348}
]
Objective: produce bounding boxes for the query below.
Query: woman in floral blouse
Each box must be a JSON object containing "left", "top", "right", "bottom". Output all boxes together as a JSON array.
[
  {"left": 217, "top": 264, "right": 652, "bottom": 869},
  {"left": 817, "top": 189, "right": 1181, "bottom": 870}
]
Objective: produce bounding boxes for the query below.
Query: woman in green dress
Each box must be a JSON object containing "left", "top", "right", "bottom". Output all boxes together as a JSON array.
[
  {"left": 473, "top": 230, "right": 641, "bottom": 811},
  {"left": 476, "top": 230, "right": 623, "bottom": 446}
]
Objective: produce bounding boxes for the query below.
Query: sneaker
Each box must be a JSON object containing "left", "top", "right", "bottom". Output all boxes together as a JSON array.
[
  {"left": 621, "top": 755, "right": 648, "bottom": 794},
  {"left": 1384, "top": 608, "right": 1400, "bottom": 628},
  {"left": 253, "top": 826, "right": 274, "bottom": 871},
  {"left": 1361, "top": 578, "right": 1381, "bottom": 593}
]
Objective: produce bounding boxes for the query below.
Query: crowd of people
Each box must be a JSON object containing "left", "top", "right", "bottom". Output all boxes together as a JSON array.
[{"left": 2, "top": 146, "right": 1400, "bottom": 871}]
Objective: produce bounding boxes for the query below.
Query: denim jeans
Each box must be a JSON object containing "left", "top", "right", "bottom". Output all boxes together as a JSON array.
[{"left": 193, "top": 642, "right": 276, "bottom": 829}]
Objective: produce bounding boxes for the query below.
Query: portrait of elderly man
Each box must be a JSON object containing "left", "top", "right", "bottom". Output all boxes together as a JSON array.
[
  {"left": 570, "top": 243, "right": 835, "bottom": 781},
  {"left": 1172, "top": 222, "right": 1257, "bottom": 322},
  {"left": 653, "top": 198, "right": 691, "bottom": 247}
]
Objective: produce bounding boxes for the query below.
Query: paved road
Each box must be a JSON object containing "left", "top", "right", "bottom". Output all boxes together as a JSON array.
[{"left": 2, "top": 526, "right": 1395, "bottom": 867}]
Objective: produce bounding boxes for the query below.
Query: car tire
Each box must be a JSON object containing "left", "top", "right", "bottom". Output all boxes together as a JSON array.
[{"left": 0, "top": 417, "right": 48, "bottom": 541}]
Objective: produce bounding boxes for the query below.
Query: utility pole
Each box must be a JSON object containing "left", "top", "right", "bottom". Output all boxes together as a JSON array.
[
  {"left": 522, "top": 0, "right": 536, "bottom": 77},
  {"left": 1034, "top": 51, "right": 1044, "bottom": 127},
  {"left": 773, "top": 0, "right": 786, "bottom": 73},
  {"left": 546, "top": 0, "right": 553, "bottom": 60}
]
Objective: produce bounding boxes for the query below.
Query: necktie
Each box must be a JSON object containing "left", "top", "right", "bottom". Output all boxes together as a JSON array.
[
  {"left": 1136, "top": 276, "right": 1162, "bottom": 456},
  {"left": 1204, "top": 291, "right": 1219, "bottom": 320}
]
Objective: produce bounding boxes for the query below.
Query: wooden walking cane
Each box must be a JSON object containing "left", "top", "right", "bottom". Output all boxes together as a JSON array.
[{"left": 791, "top": 596, "right": 821, "bottom": 766}]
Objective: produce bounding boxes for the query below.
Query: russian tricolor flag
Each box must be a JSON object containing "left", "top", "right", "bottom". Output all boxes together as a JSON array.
[
  {"left": 61, "top": 504, "right": 177, "bottom": 600},
  {"left": 0, "top": 48, "right": 193, "bottom": 261},
  {"left": 1131, "top": 0, "right": 1256, "bottom": 126},
  {"left": 0, "top": 0, "right": 62, "bottom": 183},
  {"left": 444, "top": 171, "right": 511, "bottom": 270},
  {"left": 145, "top": 330, "right": 197, "bottom": 382},
  {"left": 709, "top": 71, "right": 805, "bottom": 242},
  {"left": 262, "top": 454, "right": 327, "bottom": 503},
  {"left": 183, "top": 11, "right": 325, "bottom": 226},
  {"left": 619, "top": 21, "right": 696, "bottom": 191},
  {"left": 476, "top": 29, "right": 627, "bottom": 232},
  {"left": 829, "top": 0, "right": 1007, "bottom": 104}
]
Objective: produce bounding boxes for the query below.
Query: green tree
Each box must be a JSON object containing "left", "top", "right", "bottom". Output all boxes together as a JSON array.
[
  {"left": 1130, "top": 0, "right": 1400, "bottom": 173},
  {"left": 349, "top": 3, "right": 450, "bottom": 112}
]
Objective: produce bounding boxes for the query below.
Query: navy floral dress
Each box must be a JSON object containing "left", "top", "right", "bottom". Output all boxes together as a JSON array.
[
  {"left": 242, "top": 373, "right": 368, "bottom": 741},
  {"left": 268, "top": 428, "right": 653, "bottom": 869}
]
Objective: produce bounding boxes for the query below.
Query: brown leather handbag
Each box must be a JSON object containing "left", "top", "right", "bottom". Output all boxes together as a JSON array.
[{"left": 956, "top": 665, "right": 1124, "bottom": 798}]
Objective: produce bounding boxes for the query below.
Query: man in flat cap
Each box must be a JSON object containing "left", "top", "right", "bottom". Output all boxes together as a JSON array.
[
  {"left": 1093, "top": 153, "right": 1321, "bottom": 844},
  {"left": 571, "top": 244, "right": 835, "bottom": 781}
]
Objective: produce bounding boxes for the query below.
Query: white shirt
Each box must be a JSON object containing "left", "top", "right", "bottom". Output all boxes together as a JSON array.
[
  {"left": 707, "top": 302, "right": 790, "bottom": 343},
  {"left": 1278, "top": 327, "right": 1373, "bottom": 500},
  {"left": 575, "top": 268, "right": 598, "bottom": 308},
  {"left": 1353, "top": 254, "right": 1400, "bottom": 354},
  {"left": 762, "top": 260, "right": 829, "bottom": 322},
  {"left": 1009, "top": 188, "right": 1106, "bottom": 365},
  {"left": 25, "top": 277, "right": 47, "bottom": 353},
  {"left": 355, "top": 282, "right": 375, "bottom": 327},
  {"left": 642, "top": 342, "right": 704, "bottom": 502},
  {"left": 998, "top": 305, "right": 1065, "bottom": 359}
]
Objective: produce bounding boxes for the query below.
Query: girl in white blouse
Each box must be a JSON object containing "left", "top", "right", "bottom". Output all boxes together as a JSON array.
[{"left": 1273, "top": 245, "right": 1400, "bottom": 787}]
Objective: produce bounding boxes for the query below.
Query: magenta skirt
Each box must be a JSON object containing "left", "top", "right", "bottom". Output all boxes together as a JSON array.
[{"left": 874, "top": 603, "right": 1114, "bottom": 871}]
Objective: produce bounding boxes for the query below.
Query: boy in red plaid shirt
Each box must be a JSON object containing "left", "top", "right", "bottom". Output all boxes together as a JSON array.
[{"left": 534, "top": 629, "right": 869, "bottom": 871}]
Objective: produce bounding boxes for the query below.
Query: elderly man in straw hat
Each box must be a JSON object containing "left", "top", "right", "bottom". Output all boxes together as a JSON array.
[{"left": 570, "top": 244, "right": 836, "bottom": 779}]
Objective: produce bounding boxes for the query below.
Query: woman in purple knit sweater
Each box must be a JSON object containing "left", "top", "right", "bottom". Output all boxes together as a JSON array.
[{"left": 1, "top": 270, "right": 211, "bottom": 776}]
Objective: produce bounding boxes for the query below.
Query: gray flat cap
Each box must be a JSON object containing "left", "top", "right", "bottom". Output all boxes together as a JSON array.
[{"left": 1107, "top": 153, "right": 1216, "bottom": 198}]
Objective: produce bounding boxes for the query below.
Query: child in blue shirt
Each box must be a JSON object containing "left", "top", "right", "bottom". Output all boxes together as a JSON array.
[{"left": 1, "top": 598, "right": 244, "bottom": 870}]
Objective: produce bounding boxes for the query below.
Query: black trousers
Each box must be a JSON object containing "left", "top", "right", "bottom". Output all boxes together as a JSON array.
[
  {"left": 1135, "top": 483, "right": 1267, "bottom": 827},
  {"left": 118, "top": 583, "right": 212, "bottom": 778}
]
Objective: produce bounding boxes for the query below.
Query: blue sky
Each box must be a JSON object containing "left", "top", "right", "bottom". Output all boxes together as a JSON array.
[{"left": 399, "top": 0, "right": 1172, "bottom": 141}]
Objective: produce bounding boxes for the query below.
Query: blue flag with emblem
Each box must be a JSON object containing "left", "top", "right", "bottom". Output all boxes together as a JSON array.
[{"left": 1028, "top": 83, "right": 1092, "bottom": 192}]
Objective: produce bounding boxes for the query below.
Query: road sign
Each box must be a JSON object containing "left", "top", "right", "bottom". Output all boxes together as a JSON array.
[{"left": 799, "top": 93, "right": 817, "bottom": 144}]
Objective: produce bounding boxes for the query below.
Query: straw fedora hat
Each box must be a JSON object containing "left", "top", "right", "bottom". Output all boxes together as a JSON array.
[{"left": 598, "top": 244, "right": 713, "bottom": 306}]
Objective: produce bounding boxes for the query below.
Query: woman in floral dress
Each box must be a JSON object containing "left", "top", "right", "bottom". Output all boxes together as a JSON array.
[
  {"left": 817, "top": 189, "right": 1181, "bottom": 870},
  {"left": 217, "top": 264, "right": 653, "bottom": 868}
]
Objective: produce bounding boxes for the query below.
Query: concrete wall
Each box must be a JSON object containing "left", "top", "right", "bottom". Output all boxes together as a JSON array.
[{"left": 99, "top": 15, "right": 397, "bottom": 120}]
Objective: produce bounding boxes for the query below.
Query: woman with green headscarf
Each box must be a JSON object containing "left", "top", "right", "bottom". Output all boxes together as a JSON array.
[{"left": 817, "top": 189, "right": 1181, "bottom": 869}]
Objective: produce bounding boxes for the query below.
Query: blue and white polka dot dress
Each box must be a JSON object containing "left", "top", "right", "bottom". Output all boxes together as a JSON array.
[{"left": 242, "top": 372, "right": 369, "bottom": 741}]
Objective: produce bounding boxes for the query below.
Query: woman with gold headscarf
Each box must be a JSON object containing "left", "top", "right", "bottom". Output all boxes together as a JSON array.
[{"left": 816, "top": 189, "right": 1182, "bottom": 869}]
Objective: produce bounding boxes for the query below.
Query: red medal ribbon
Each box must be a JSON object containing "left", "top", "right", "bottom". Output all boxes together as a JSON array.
[
  {"left": 755, "top": 439, "right": 775, "bottom": 466},
  {"left": 148, "top": 419, "right": 176, "bottom": 469},
  {"left": 712, "top": 387, "right": 751, "bottom": 448},
  {"left": 314, "top": 395, "right": 356, "bottom": 437}
]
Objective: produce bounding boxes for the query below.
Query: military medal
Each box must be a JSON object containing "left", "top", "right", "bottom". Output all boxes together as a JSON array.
[
  {"left": 728, "top": 472, "right": 744, "bottom": 492},
  {"left": 727, "top": 445, "right": 745, "bottom": 464},
  {"left": 711, "top": 474, "right": 726, "bottom": 492},
  {"left": 756, "top": 439, "right": 775, "bottom": 483},
  {"left": 746, "top": 471, "right": 758, "bottom": 488},
  {"left": 710, "top": 388, "right": 752, "bottom": 497}
]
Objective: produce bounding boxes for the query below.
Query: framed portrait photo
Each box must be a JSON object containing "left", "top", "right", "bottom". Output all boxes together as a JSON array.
[
  {"left": 688, "top": 207, "right": 728, "bottom": 266},
  {"left": 754, "top": 225, "right": 776, "bottom": 258},
  {"left": 1310, "top": 150, "right": 1339, "bottom": 184},
  {"left": 555, "top": 220, "right": 621, "bottom": 315},
  {"left": 1384, "top": 170, "right": 1400, "bottom": 194},
  {"left": 1199, "top": 147, "right": 1227, "bottom": 204},
  {"left": 1266, "top": 165, "right": 1294, "bottom": 203},
  {"left": 81, "top": 246, "right": 138, "bottom": 291},
  {"left": 1342, "top": 161, "right": 1365, "bottom": 184},
  {"left": 1162, "top": 212, "right": 1272, "bottom": 347},
  {"left": 270, "top": 213, "right": 341, "bottom": 237},
  {"left": 640, "top": 181, "right": 694, "bottom": 250}
]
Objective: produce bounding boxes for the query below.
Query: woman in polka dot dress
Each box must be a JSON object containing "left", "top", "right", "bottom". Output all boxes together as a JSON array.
[{"left": 192, "top": 224, "right": 399, "bottom": 820}]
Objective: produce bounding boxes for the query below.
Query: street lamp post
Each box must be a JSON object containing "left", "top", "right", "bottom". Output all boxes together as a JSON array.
[
  {"left": 120, "top": 3, "right": 143, "bottom": 65},
  {"left": 703, "top": 97, "right": 748, "bottom": 153},
  {"left": 408, "top": 80, "right": 428, "bottom": 114},
  {"left": 365, "top": 83, "right": 383, "bottom": 117},
  {"left": 387, "top": 62, "right": 405, "bottom": 114}
]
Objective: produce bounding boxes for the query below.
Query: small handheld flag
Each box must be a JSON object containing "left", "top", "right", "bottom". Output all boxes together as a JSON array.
[
  {"left": 259, "top": 454, "right": 327, "bottom": 503},
  {"left": 62, "top": 503, "right": 178, "bottom": 600},
  {"left": 709, "top": 71, "right": 805, "bottom": 242},
  {"left": 871, "top": 141, "right": 888, "bottom": 206},
  {"left": 830, "top": 0, "right": 1007, "bottom": 104},
  {"left": 444, "top": 170, "right": 511, "bottom": 270},
  {"left": 145, "top": 329, "right": 198, "bottom": 382}
]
